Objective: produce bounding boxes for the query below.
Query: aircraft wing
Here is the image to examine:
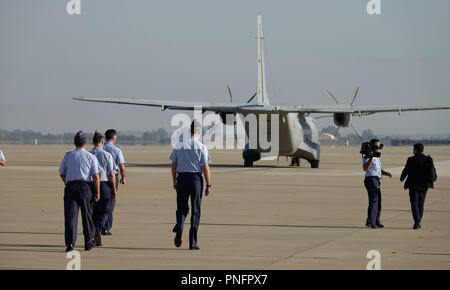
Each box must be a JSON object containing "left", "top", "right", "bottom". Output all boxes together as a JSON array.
[
  {"left": 74, "top": 97, "right": 450, "bottom": 115},
  {"left": 279, "top": 104, "right": 450, "bottom": 115},
  {"left": 73, "top": 97, "right": 260, "bottom": 112}
]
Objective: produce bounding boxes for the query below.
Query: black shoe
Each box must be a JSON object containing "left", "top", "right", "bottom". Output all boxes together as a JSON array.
[
  {"left": 189, "top": 246, "right": 200, "bottom": 250},
  {"left": 84, "top": 241, "right": 95, "bottom": 251},
  {"left": 174, "top": 231, "right": 182, "bottom": 248},
  {"left": 101, "top": 230, "right": 112, "bottom": 236},
  {"left": 94, "top": 232, "right": 102, "bottom": 246},
  {"left": 365, "top": 223, "right": 377, "bottom": 229},
  {"left": 376, "top": 223, "right": 384, "bottom": 228},
  {"left": 65, "top": 244, "right": 74, "bottom": 252},
  {"left": 413, "top": 223, "right": 421, "bottom": 229}
]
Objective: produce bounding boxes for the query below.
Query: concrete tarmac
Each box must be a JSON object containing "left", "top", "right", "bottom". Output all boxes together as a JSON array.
[{"left": 0, "top": 145, "right": 449, "bottom": 269}]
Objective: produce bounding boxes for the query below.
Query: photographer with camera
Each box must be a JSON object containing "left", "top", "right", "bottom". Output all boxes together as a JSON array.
[{"left": 361, "top": 139, "right": 392, "bottom": 229}]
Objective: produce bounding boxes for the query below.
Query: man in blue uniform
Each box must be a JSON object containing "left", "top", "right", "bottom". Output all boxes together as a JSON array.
[
  {"left": 362, "top": 139, "right": 392, "bottom": 229},
  {"left": 400, "top": 143, "right": 437, "bottom": 229},
  {"left": 103, "top": 129, "right": 126, "bottom": 235},
  {"left": 59, "top": 131, "right": 100, "bottom": 252},
  {"left": 170, "top": 120, "right": 212, "bottom": 250},
  {"left": 90, "top": 131, "right": 117, "bottom": 245}
]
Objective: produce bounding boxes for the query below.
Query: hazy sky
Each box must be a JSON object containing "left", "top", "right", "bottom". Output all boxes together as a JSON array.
[{"left": 1, "top": 0, "right": 449, "bottom": 136}]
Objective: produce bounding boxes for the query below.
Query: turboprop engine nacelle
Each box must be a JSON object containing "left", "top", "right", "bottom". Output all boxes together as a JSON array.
[{"left": 333, "top": 113, "right": 352, "bottom": 127}]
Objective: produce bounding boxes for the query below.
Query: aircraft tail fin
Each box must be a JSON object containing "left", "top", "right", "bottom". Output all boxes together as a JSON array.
[{"left": 257, "top": 15, "right": 270, "bottom": 106}]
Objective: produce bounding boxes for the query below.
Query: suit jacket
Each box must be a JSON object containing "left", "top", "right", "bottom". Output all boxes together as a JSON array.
[{"left": 400, "top": 153, "right": 434, "bottom": 190}]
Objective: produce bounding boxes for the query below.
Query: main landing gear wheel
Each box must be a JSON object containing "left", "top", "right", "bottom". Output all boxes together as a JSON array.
[
  {"left": 244, "top": 158, "right": 254, "bottom": 167},
  {"left": 309, "top": 160, "right": 320, "bottom": 168}
]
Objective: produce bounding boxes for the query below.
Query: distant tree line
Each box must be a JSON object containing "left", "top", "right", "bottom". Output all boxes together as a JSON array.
[
  {"left": 390, "top": 138, "right": 450, "bottom": 146},
  {"left": 320, "top": 126, "right": 450, "bottom": 146},
  {"left": 2, "top": 127, "right": 448, "bottom": 146},
  {"left": 0, "top": 128, "right": 171, "bottom": 145}
]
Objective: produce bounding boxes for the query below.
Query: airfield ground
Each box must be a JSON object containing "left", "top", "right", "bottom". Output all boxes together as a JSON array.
[{"left": 0, "top": 145, "right": 449, "bottom": 269}]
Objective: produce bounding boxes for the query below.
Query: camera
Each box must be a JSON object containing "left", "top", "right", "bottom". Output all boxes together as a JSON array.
[{"left": 360, "top": 142, "right": 383, "bottom": 158}]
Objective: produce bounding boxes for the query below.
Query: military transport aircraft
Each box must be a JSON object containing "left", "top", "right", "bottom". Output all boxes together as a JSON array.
[{"left": 75, "top": 15, "right": 450, "bottom": 168}]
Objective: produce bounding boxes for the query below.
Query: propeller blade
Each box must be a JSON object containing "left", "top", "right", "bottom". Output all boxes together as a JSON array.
[
  {"left": 226, "top": 83, "right": 233, "bottom": 103},
  {"left": 313, "top": 114, "right": 334, "bottom": 120},
  {"left": 350, "top": 86, "right": 359, "bottom": 107},
  {"left": 351, "top": 124, "right": 363, "bottom": 141},
  {"left": 326, "top": 90, "right": 340, "bottom": 104},
  {"left": 246, "top": 92, "right": 257, "bottom": 103},
  {"left": 331, "top": 126, "right": 340, "bottom": 145}
]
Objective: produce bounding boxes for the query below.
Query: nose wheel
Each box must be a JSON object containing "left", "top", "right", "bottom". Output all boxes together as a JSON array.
[{"left": 242, "top": 149, "right": 261, "bottom": 167}]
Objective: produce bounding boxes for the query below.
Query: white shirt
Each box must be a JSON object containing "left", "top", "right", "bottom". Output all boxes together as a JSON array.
[
  {"left": 363, "top": 156, "right": 381, "bottom": 179},
  {"left": 0, "top": 149, "right": 5, "bottom": 161}
]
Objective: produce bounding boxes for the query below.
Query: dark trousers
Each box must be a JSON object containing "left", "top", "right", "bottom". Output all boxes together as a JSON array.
[
  {"left": 409, "top": 188, "right": 428, "bottom": 223},
  {"left": 64, "top": 181, "right": 95, "bottom": 247},
  {"left": 364, "top": 176, "right": 382, "bottom": 226},
  {"left": 175, "top": 173, "right": 203, "bottom": 248},
  {"left": 104, "top": 175, "right": 119, "bottom": 231},
  {"left": 91, "top": 182, "right": 112, "bottom": 232}
]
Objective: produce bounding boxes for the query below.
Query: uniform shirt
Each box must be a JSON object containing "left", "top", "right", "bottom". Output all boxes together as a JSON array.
[
  {"left": 0, "top": 149, "right": 5, "bottom": 161},
  {"left": 59, "top": 148, "right": 99, "bottom": 182},
  {"left": 90, "top": 146, "right": 115, "bottom": 182},
  {"left": 170, "top": 137, "right": 211, "bottom": 173},
  {"left": 104, "top": 141, "right": 125, "bottom": 174},
  {"left": 362, "top": 156, "right": 381, "bottom": 179}
]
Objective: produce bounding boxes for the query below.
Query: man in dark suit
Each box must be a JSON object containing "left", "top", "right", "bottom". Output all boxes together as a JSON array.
[{"left": 400, "top": 143, "right": 437, "bottom": 229}]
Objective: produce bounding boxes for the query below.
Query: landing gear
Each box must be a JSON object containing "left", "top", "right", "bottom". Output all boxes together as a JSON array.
[
  {"left": 290, "top": 157, "right": 300, "bottom": 167},
  {"left": 244, "top": 158, "right": 254, "bottom": 167},
  {"left": 242, "top": 149, "right": 261, "bottom": 167},
  {"left": 309, "top": 160, "right": 320, "bottom": 168}
]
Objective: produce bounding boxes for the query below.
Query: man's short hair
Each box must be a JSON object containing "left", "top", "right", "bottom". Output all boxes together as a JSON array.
[
  {"left": 414, "top": 143, "right": 424, "bottom": 153},
  {"left": 105, "top": 129, "right": 117, "bottom": 140},
  {"left": 74, "top": 130, "right": 86, "bottom": 147},
  {"left": 190, "top": 120, "right": 202, "bottom": 135},
  {"left": 93, "top": 131, "right": 104, "bottom": 145},
  {"left": 370, "top": 138, "right": 380, "bottom": 146}
]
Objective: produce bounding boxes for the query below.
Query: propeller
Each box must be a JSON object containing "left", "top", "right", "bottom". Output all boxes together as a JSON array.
[
  {"left": 351, "top": 124, "right": 363, "bottom": 141},
  {"left": 226, "top": 83, "right": 256, "bottom": 104},
  {"left": 326, "top": 86, "right": 363, "bottom": 144},
  {"left": 349, "top": 87, "right": 362, "bottom": 141},
  {"left": 246, "top": 92, "right": 257, "bottom": 104},
  {"left": 331, "top": 126, "right": 340, "bottom": 145},
  {"left": 350, "top": 86, "right": 359, "bottom": 107},
  {"left": 326, "top": 90, "right": 340, "bottom": 105},
  {"left": 327, "top": 86, "right": 359, "bottom": 106},
  {"left": 226, "top": 83, "right": 233, "bottom": 103},
  {"left": 222, "top": 82, "right": 257, "bottom": 145}
]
